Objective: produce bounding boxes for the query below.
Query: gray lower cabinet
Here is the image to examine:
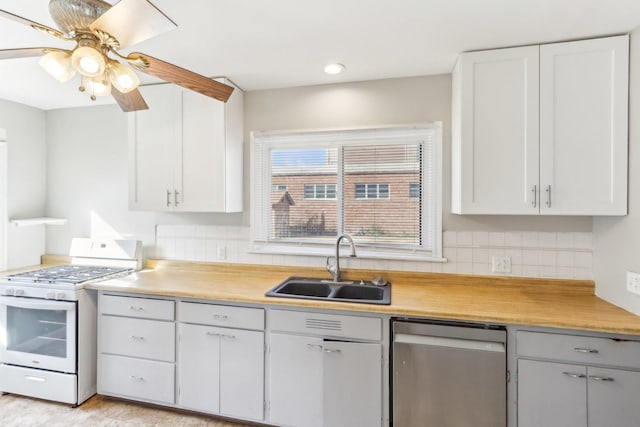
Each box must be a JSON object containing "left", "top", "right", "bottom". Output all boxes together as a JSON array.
[
  {"left": 516, "top": 330, "right": 640, "bottom": 427},
  {"left": 98, "top": 294, "right": 176, "bottom": 405},
  {"left": 267, "top": 309, "right": 384, "bottom": 427},
  {"left": 177, "top": 302, "right": 265, "bottom": 422}
]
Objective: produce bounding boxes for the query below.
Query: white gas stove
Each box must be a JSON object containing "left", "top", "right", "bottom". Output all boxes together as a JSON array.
[{"left": 0, "top": 238, "right": 142, "bottom": 406}]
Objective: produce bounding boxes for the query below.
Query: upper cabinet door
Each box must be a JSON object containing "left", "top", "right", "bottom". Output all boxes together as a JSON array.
[
  {"left": 452, "top": 45, "right": 540, "bottom": 214},
  {"left": 128, "top": 84, "right": 182, "bottom": 211},
  {"left": 539, "top": 35, "right": 628, "bottom": 215}
]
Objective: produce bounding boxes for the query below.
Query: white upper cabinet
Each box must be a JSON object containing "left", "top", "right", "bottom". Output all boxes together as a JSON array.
[
  {"left": 451, "top": 45, "right": 540, "bottom": 214},
  {"left": 452, "top": 35, "right": 628, "bottom": 215},
  {"left": 129, "top": 80, "right": 243, "bottom": 212},
  {"left": 539, "top": 36, "right": 628, "bottom": 215}
]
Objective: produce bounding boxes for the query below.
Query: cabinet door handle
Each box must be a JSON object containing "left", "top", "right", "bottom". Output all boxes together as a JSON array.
[
  {"left": 130, "top": 335, "right": 145, "bottom": 341},
  {"left": 562, "top": 372, "right": 586, "bottom": 379},
  {"left": 213, "top": 314, "right": 228, "bottom": 321},
  {"left": 206, "top": 331, "right": 220, "bottom": 337},
  {"left": 166, "top": 189, "right": 171, "bottom": 207},
  {"left": 531, "top": 185, "right": 537, "bottom": 208},
  {"left": 307, "top": 344, "right": 323, "bottom": 352},
  {"left": 574, "top": 347, "right": 599, "bottom": 354},
  {"left": 323, "top": 348, "right": 342, "bottom": 354},
  {"left": 129, "top": 306, "right": 144, "bottom": 311},
  {"left": 174, "top": 189, "right": 179, "bottom": 207},
  {"left": 221, "top": 334, "right": 236, "bottom": 340},
  {"left": 589, "top": 375, "right": 615, "bottom": 382},
  {"left": 545, "top": 185, "right": 551, "bottom": 207},
  {"left": 129, "top": 375, "right": 145, "bottom": 382}
]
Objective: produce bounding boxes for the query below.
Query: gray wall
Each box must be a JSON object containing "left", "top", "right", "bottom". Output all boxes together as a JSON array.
[
  {"left": 592, "top": 27, "right": 640, "bottom": 315},
  {"left": 0, "top": 99, "right": 47, "bottom": 219},
  {"left": 245, "top": 75, "right": 592, "bottom": 233},
  {"left": 43, "top": 73, "right": 594, "bottom": 257}
]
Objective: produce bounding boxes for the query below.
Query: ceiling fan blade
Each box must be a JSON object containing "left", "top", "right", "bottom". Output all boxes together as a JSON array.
[
  {"left": 112, "top": 87, "right": 149, "bottom": 112},
  {"left": 89, "top": 0, "right": 176, "bottom": 49},
  {"left": 0, "top": 9, "right": 68, "bottom": 40},
  {"left": 127, "top": 52, "right": 234, "bottom": 102},
  {"left": 0, "top": 47, "right": 61, "bottom": 60}
]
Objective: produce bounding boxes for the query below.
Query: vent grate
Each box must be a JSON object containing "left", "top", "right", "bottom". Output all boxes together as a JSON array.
[{"left": 305, "top": 318, "right": 342, "bottom": 331}]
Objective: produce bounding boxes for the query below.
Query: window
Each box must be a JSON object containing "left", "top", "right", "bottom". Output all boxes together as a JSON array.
[
  {"left": 355, "top": 183, "right": 390, "bottom": 200},
  {"left": 272, "top": 184, "right": 287, "bottom": 192},
  {"left": 304, "top": 184, "right": 336, "bottom": 200},
  {"left": 409, "top": 183, "right": 420, "bottom": 198},
  {"left": 251, "top": 125, "right": 443, "bottom": 259}
]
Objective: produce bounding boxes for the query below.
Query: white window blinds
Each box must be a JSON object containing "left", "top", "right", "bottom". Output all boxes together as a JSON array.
[{"left": 252, "top": 125, "right": 442, "bottom": 258}]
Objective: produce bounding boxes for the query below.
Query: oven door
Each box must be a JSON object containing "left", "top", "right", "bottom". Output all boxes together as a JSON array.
[{"left": 0, "top": 296, "right": 76, "bottom": 373}]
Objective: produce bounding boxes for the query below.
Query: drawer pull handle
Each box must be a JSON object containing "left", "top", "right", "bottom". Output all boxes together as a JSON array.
[
  {"left": 206, "top": 331, "right": 220, "bottom": 337},
  {"left": 307, "top": 344, "right": 323, "bottom": 352},
  {"left": 213, "top": 314, "right": 228, "bottom": 321},
  {"left": 129, "top": 375, "right": 145, "bottom": 382},
  {"left": 574, "top": 347, "right": 599, "bottom": 354},
  {"left": 589, "top": 375, "right": 615, "bottom": 382},
  {"left": 129, "top": 306, "right": 144, "bottom": 311},
  {"left": 25, "top": 375, "right": 46, "bottom": 382},
  {"left": 130, "top": 335, "right": 145, "bottom": 341},
  {"left": 562, "top": 372, "right": 586, "bottom": 379},
  {"left": 323, "top": 348, "right": 342, "bottom": 354}
]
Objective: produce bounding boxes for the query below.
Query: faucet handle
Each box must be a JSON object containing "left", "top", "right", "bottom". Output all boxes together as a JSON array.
[{"left": 326, "top": 256, "right": 336, "bottom": 274}]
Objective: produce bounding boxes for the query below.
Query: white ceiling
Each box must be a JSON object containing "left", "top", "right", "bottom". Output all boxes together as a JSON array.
[{"left": 1, "top": 0, "right": 640, "bottom": 110}]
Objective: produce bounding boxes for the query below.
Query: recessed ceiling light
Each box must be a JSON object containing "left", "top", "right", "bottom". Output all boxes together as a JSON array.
[{"left": 324, "top": 63, "right": 346, "bottom": 75}]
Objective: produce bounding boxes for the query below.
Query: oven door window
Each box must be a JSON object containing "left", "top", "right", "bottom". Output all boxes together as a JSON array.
[
  {"left": 7, "top": 306, "right": 69, "bottom": 358},
  {"left": 0, "top": 297, "right": 77, "bottom": 373}
]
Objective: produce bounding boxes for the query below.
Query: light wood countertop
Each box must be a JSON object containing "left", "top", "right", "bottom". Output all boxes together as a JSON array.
[{"left": 75, "top": 259, "right": 640, "bottom": 336}]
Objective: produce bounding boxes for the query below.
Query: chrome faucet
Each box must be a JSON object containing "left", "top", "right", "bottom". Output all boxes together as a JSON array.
[{"left": 326, "top": 234, "right": 357, "bottom": 282}]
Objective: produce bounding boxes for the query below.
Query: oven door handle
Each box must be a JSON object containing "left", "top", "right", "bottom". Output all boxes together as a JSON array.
[{"left": 0, "top": 296, "right": 75, "bottom": 311}]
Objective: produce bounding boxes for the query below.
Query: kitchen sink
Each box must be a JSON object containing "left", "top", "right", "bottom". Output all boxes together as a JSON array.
[
  {"left": 265, "top": 276, "right": 391, "bottom": 305},
  {"left": 275, "top": 281, "right": 332, "bottom": 297}
]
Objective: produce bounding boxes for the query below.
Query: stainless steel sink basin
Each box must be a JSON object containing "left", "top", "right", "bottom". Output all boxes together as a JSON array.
[{"left": 265, "top": 276, "right": 391, "bottom": 305}]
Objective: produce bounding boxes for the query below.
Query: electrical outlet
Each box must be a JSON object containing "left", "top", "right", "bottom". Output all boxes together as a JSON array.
[
  {"left": 217, "top": 246, "right": 227, "bottom": 261},
  {"left": 626, "top": 271, "right": 640, "bottom": 295},
  {"left": 492, "top": 256, "right": 512, "bottom": 274}
]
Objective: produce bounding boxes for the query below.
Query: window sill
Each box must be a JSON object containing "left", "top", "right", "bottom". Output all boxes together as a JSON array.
[{"left": 249, "top": 243, "right": 447, "bottom": 263}]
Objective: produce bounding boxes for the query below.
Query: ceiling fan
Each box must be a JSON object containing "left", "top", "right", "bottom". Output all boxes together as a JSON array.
[{"left": 0, "top": 0, "right": 234, "bottom": 111}]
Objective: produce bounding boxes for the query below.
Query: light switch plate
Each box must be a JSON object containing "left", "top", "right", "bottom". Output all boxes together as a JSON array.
[{"left": 626, "top": 271, "right": 640, "bottom": 295}]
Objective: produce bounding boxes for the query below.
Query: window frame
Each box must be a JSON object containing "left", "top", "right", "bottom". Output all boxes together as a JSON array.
[
  {"left": 304, "top": 183, "right": 337, "bottom": 200},
  {"left": 250, "top": 124, "right": 443, "bottom": 261},
  {"left": 355, "top": 183, "right": 391, "bottom": 200}
]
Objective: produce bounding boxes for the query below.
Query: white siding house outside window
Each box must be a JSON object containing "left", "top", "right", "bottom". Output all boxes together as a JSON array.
[{"left": 251, "top": 125, "right": 443, "bottom": 261}]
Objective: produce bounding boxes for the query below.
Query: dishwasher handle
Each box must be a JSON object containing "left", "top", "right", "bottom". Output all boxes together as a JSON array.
[{"left": 394, "top": 333, "right": 505, "bottom": 353}]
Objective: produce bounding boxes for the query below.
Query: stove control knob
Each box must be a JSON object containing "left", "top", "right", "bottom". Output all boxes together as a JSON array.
[
  {"left": 46, "top": 291, "right": 56, "bottom": 299},
  {"left": 55, "top": 292, "right": 66, "bottom": 300},
  {"left": 4, "top": 287, "right": 14, "bottom": 296},
  {"left": 13, "top": 289, "right": 24, "bottom": 297}
]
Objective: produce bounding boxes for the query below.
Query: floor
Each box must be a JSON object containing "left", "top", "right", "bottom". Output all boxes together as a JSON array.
[{"left": 0, "top": 393, "right": 253, "bottom": 426}]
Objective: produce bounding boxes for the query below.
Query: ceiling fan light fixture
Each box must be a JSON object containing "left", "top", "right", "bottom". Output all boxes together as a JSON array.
[
  {"left": 82, "top": 75, "right": 111, "bottom": 100},
  {"left": 39, "top": 50, "right": 76, "bottom": 82},
  {"left": 71, "top": 45, "right": 106, "bottom": 77},
  {"left": 107, "top": 61, "right": 140, "bottom": 93}
]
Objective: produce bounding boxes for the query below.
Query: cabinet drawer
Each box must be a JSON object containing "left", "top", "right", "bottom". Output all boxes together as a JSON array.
[
  {"left": 100, "top": 294, "right": 174, "bottom": 320},
  {"left": 179, "top": 302, "right": 264, "bottom": 330},
  {"left": 0, "top": 364, "right": 77, "bottom": 404},
  {"left": 101, "top": 316, "right": 175, "bottom": 362},
  {"left": 269, "top": 309, "right": 381, "bottom": 341},
  {"left": 99, "top": 354, "right": 175, "bottom": 404},
  {"left": 517, "top": 331, "right": 640, "bottom": 369}
]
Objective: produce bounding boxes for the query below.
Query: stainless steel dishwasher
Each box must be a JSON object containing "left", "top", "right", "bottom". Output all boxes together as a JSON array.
[{"left": 392, "top": 319, "right": 507, "bottom": 427}]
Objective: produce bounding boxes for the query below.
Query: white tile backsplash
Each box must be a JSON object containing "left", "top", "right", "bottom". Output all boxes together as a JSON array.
[{"left": 154, "top": 225, "right": 593, "bottom": 281}]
